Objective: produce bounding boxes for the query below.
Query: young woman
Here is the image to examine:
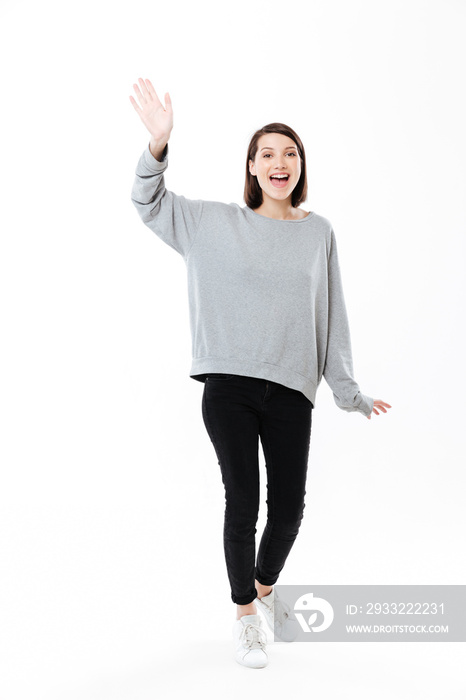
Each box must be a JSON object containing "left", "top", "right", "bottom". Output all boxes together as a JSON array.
[{"left": 129, "top": 78, "right": 391, "bottom": 669}]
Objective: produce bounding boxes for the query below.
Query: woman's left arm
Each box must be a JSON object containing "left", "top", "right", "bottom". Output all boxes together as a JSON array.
[{"left": 322, "top": 228, "right": 391, "bottom": 419}]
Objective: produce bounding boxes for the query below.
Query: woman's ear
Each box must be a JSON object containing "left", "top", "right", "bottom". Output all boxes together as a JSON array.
[{"left": 249, "top": 159, "right": 256, "bottom": 176}]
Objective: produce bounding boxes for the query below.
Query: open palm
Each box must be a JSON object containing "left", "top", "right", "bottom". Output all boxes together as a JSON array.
[{"left": 129, "top": 78, "right": 173, "bottom": 141}]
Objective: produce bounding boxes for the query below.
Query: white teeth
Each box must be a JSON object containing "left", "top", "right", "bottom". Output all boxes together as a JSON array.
[{"left": 271, "top": 175, "right": 288, "bottom": 179}]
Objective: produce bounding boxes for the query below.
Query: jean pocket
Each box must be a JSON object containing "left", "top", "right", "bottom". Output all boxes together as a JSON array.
[{"left": 206, "top": 373, "right": 235, "bottom": 381}]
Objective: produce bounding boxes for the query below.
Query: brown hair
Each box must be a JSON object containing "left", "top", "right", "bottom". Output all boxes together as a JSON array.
[{"left": 244, "top": 122, "right": 308, "bottom": 209}]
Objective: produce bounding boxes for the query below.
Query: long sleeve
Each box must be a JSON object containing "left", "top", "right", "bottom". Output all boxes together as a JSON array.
[
  {"left": 322, "top": 228, "right": 374, "bottom": 417},
  {"left": 130, "top": 142, "right": 204, "bottom": 259}
]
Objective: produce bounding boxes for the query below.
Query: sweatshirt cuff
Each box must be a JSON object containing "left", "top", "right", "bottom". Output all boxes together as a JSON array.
[
  {"left": 142, "top": 141, "right": 169, "bottom": 171},
  {"left": 354, "top": 392, "right": 374, "bottom": 418},
  {"left": 334, "top": 391, "right": 374, "bottom": 417}
]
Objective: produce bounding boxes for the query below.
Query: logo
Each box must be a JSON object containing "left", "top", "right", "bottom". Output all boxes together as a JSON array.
[{"left": 294, "top": 591, "right": 334, "bottom": 632}]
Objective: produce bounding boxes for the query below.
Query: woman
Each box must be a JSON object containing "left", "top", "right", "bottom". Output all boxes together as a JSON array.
[{"left": 129, "top": 78, "right": 391, "bottom": 669}]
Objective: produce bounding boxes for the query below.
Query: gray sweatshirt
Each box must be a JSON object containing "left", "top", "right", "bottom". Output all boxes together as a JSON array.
[{"left": 131, "top": 142, "right": 374, "bottom": 418}]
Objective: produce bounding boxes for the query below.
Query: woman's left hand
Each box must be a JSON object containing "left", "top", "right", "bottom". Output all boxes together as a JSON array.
[{"left": 367, "top": 400, "right": 392, "bottom": 419}]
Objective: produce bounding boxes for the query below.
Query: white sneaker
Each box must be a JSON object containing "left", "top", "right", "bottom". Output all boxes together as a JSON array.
[
  {"left": 255, "top": 586, "right": 300, "bottom": 642},
  {"left": 232, "top": 614, "right": 268, "bottom": 668}
]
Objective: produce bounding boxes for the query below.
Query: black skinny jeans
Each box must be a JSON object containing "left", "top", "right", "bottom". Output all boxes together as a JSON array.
[{"left": 201, "top": 373, "right": 313, "bottom": 605}]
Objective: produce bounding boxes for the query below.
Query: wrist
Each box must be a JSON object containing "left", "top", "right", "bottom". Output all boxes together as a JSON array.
[{"left": 149, "top": 138, "right": 168, "bottom": 162}]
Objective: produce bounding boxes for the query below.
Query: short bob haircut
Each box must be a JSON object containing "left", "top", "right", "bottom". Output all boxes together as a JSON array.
[{"left": 244, "top": 122, "right": 308, "bottom": 210}]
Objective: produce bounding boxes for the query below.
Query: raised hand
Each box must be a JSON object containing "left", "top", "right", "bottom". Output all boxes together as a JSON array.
[
  {"left": 129, "top": 78, "right": 173, "bottom": 142},
  {"left": 367, "top": 400, "right": 392, "bottom": 419}
]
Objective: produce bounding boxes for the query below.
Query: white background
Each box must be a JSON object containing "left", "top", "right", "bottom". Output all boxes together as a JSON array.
[{"left": 1, "top": 0, "right": 465, "bottom": 697}]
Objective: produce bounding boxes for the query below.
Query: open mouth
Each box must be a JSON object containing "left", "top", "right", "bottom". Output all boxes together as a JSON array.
[{"left": 270, "top": 175, "right": 289, "bottom": 188}]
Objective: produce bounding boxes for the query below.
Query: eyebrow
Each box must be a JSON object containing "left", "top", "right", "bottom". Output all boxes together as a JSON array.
[{"left": 260, "top": 146, "right": 298, "bottom": 151}]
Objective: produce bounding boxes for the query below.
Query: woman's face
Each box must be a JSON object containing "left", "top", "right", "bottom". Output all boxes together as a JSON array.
[{"left": 249, "top": 132, "right": 302, "bottom": 203}]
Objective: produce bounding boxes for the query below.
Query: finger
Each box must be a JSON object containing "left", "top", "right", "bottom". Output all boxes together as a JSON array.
[
  {"left": 133, "top": 82, "right": 147, "bottom": 104},
  {"left": 129, "top": 95, "right": 142, "bottom": 113},
  {"left": 145, "top": 78, "right": 158, "bottom": 100},
  {"left": 144, "top": 78, "right": 154, "bottom": 97},
  {"left": 145, "top": 79, "right": 164, "bottom": 108},
  {"left": 138, "top": 77, "right": 151, "bottom": 100},
  {"left": 164, "top": 91, "right": 173, "bottom": 111}
]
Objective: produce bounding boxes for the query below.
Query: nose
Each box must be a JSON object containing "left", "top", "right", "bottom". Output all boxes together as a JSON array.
[{"left": 275, "top": 156, "right": 287, "bottom": 169}]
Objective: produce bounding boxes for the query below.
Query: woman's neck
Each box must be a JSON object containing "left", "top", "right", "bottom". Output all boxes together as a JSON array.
[{"left": 252, "top": 202, "right": 306, "bottom": 221}]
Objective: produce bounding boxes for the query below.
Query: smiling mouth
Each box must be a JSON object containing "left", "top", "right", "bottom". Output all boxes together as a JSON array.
[{"left": 270, "top": 175, "right": 289, "bottom": 188}]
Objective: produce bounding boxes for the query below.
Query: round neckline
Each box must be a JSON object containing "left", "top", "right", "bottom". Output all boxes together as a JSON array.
[{"left": 245, "top": 206, "right": 315, "bottom": 223}]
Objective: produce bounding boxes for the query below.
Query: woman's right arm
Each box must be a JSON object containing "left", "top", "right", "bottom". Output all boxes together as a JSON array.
[{"left": 129, "top": 79, "right": 204, "bottom": 259}]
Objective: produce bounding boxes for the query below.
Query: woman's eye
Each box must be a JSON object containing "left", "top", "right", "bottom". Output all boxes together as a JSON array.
[{"left": 262, "top": 152, "right": 296, "bottom": 158}]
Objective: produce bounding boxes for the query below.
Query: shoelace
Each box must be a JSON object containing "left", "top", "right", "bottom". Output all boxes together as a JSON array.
[{"left": 239, "top": 621, "right": 268, "bottom": 649}]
